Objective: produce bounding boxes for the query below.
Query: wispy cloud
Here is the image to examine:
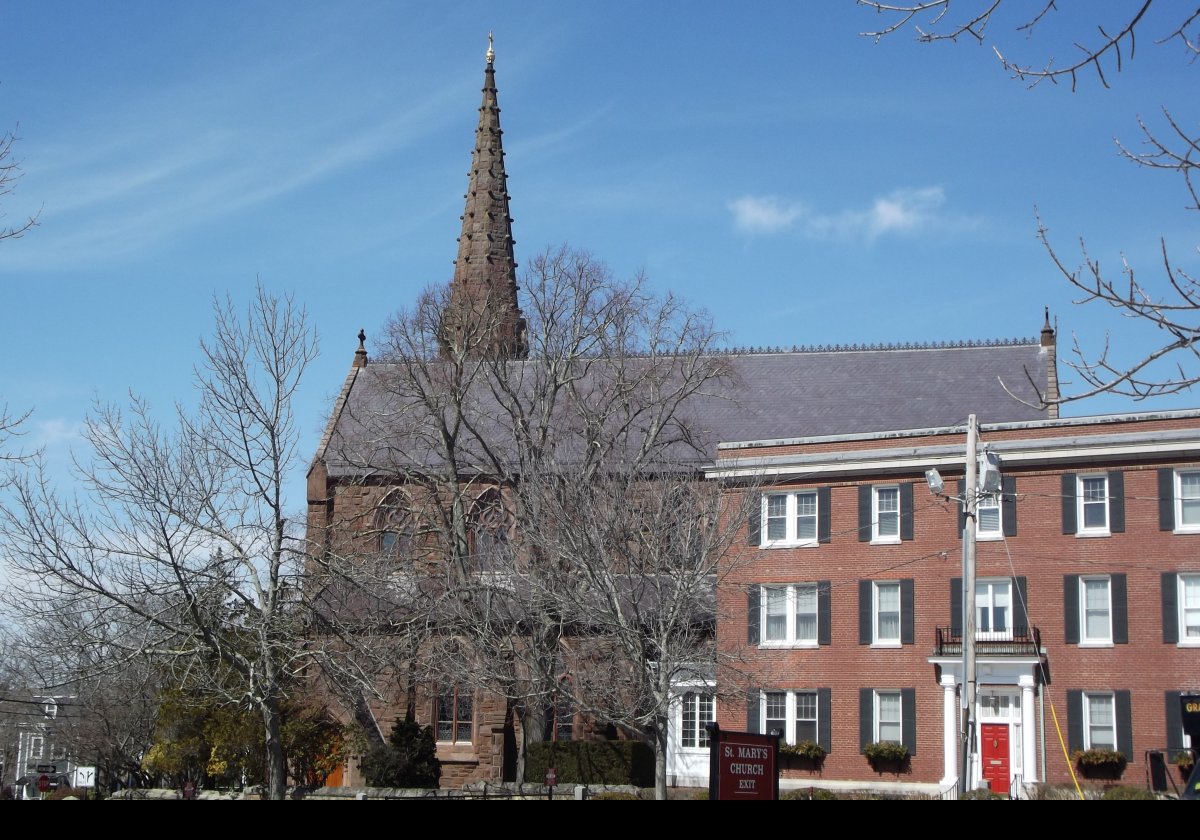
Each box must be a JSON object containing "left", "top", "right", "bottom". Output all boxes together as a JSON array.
[
  {"left": 730, "top": 196, "right": 804, "bottom": 234},
  {"left": 31, "top": 417, "right": 83, "bottom": 448},
  {"left": 730, "top": 186, "right": 971, "bottom": 241}
]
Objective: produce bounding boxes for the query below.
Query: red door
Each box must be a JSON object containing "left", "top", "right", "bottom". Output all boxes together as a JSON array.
[{"left": 981, "top": 723, "right": 1010, "bottom": 795}]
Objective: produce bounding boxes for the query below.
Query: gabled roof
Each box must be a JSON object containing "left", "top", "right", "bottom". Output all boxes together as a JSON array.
[{"left": 312, "top": 338, "right": 1051, "bottom": 478}]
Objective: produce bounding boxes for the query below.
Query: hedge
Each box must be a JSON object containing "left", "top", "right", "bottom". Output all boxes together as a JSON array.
[{"left": 525, "top": 740, "right": 654, "bottom": 787}]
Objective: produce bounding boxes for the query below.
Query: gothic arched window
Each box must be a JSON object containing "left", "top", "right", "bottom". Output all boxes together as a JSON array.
[
  {"left": 471, "top": 489, "right": 511, "bottom": 572},
  {"left": 376, "top": 491, "right": 413, "bottom": 558}
]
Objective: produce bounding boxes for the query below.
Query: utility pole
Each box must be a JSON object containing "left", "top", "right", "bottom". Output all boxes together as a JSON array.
[{"left": 959, "top": 414, "right": 978, "bottom": 793}]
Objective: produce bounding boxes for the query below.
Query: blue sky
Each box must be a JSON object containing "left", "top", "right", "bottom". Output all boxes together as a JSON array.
[{"left": 1, "top": 2, "right": 1196, "bottom": 512}]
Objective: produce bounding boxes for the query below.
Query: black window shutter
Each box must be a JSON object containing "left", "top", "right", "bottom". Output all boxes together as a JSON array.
[
  {"left": 1166, "top": 691, "right": 1184, "bottom": 752},
  {"left": 818, "top": 486, "right": 831, "bottom": 544},
  {"left": 859, "top": 688, "right": 873, "bottom": 751},
  {"left": 858, "top": 485, "right": 872, "bottom": 542},
  {"left": 747, "top": 587, "right": 760, "bottom": 646},
  {"left": 900, "top": 578, "right": 915, "bottom": 645},
  {"left": 1015, "top": 576, "right": 1030, "bottom": 637},
  {"left": 1002, "top": 475, "right": 1018, "bottom": 537},
  {"left": 747, "top": 492, "right": 762, "bottom": 546},
  {"left": 817, "top": 688, "right": 832, "bottom": 753},
  {"left": 1159, "top": 469, "right": 1176, "bottom": 531},
  {"left": 900, "top": 482, "right": 914, "bottom": 541},
  {"left": 1067, "top": 690, "right": 1084, "bottom": 753},
  {"left": 859, "top": 580, "right": 873, "bottom": 645},
  {"left": 1112, "top": 573, "right": 1129, "bottom": 644},
  {"left": 747, "top": 691, "right": 761, "bottom": 734},
  {"left": 1163, "top": 572, "right": 1179, "bottom": 644},
  {"left": 1116, "top": 690, "right": 1133, "bottom": 759},
  {"left": 1062, "top": 473, "right": 1077, "bottom": 534},
  {"left": 957, "top": 479, "right": 966, "bottom": 538},
  {"left": 817, "top": 581, "right": 831, "bottom": 646},
  {"left": 1064, "top": 575, "right": 1080, "bottom": 644},
  {"left": 950, "top": 577, "right": 963, "bottom": 637},
  {"left": 1109, "top": 471, "right": 1126, "bottom": 533},
  {"left": 901, "top": 688, "right": 917, "bottom": 756}
]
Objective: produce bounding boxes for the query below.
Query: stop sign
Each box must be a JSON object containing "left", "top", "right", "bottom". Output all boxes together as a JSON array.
[
  {"left": 37, "top": 774, "right": 50, "bottom": 793},
  {"left": 545, "top": 767, "right": 557, "bottom": 787}
]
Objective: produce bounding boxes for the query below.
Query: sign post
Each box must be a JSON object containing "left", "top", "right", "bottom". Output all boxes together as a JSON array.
[{"left": 706, "top": 723, "right": 779, "bottom": 800}]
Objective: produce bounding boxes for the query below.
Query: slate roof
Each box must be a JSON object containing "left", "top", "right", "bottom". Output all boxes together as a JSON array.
[{"left": 315, "top": 339, "right": 1051, "bottom": 478}]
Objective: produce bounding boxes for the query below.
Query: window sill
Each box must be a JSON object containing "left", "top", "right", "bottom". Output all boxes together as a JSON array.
[
  {"left": 976, "top": 533, "right": 1004, "bottom": 542},
  {"left": 870, "top": 641, "right": 903, "bottom": 649},
  {"left": 1075, "top": 530, "right": 1111, "bottom": 539},
  {"left": 1173, "top": 528, "right": 1200, "bottom": 535},
  {"left": 759, "top": 541, "right": 820, "bottom": 550},
  {"left": 1077, "top": 641, "right": 1114, "bottom": 649},
  {"left": 870, "top": 538, "right": 902, "bottom": 546},
  {"left": 1176, "top": 640, "right": 1200, "bottom": 648},
  {"left": 759, "top": 641, "right": 820, "bottom": 650}
]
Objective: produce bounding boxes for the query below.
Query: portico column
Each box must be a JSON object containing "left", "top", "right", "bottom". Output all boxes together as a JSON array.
[
  {"left": 1019, "top": 674, "right": 1037, "bottom": 785},
  {"left": 941, "top": 673, "right": 958, "bottom": 785}
]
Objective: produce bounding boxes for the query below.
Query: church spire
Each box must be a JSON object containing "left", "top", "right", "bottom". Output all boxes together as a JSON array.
[{"left": 442, "top": 34, "right": 528, "bottom": 359}]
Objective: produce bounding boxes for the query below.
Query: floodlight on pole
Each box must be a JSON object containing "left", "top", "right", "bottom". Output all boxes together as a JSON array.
[{"left": 925, "top": 468, "right": 945, "bottom": 496}]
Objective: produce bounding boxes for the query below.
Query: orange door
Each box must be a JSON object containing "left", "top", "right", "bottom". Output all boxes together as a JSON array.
[{"left": 980, "top": 723, "right": 1010, "bottom": 795}]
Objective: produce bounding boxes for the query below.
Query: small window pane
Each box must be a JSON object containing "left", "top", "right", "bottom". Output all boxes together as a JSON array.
[
  {"left": 1087, "top": 694, "right": 1115, "bottom": 750},
  {"left": 765, "top": 692, "right": 787, "bottom": 738},
  {"left": 795, "top": 585, "right": 818, "bottom": 642},
  {"left": 1182, "top": 575, "right": 1200, "bottom": 639},
  {"left": 978, "top": 493, "right": 1000, "bottom": 533},
  {"left": 1181, "top": 473, "right": 1200, "bottom": 526},
  {"left": 796, "top": 492, "right": 817, "bottom": 541},
  {"left": 877, "top": 692, "right": 902, "bottom": 743},
  {"left": 765, "top": 587, "right": 787, "bottom": 641},
  {"left": 876, "top": 488, "right": 899, "bottom": 538},
  {"left": 766, "top": 495, "right": 788, "bottom": 541},
  {"left": 1083, "top": 578, "right": 1111, "bottom": 641}
]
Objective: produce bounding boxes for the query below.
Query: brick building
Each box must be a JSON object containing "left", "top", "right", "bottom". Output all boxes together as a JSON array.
[
  {"left": 307, "top": 41, "right": 1067, "bottom": 789},
  {"left": 710, "top": 409, "right": 1200, "bottom": 795}
]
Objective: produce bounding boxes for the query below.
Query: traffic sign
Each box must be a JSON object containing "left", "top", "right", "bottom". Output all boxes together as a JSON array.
[
  {"left": 37, "top": 774, "right": 50, "bottom": 793},
  {"left": 74, "top": 766, "right": 97, "bottom": 788}
]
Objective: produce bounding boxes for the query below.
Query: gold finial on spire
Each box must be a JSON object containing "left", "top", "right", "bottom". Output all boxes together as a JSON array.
[{"left": 486, "top": 32, "right": 495, "bottom": 65}]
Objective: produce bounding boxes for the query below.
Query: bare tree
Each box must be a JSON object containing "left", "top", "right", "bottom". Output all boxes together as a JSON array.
[
  {"left": 0, "top": 123, "right": 39, "bottom": 469},
  {"left": 330, "top": 246, "right": 738, "bottom": 789},
  {"left": 859, "top": 1, "right": 1200, "bottom": 405},
  {"left": 508, "top": 468, "right": 756, "bottom": 800},
  {"left": 0, "top": 286, "right": 367, "bottom": 800}
]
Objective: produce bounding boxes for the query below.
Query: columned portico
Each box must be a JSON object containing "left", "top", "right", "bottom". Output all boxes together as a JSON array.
[{"left": 932, "top": 656, "right": 1042, "bottom": 794}]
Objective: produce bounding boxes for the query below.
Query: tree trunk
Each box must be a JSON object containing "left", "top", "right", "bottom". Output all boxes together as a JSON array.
[
  {"left": 261, "top": 694, "right": 288, "bottom": 800},
  {"left": 517, "top": 702, "right": 547, "bottom": 785},
  {"left": 654, "top": 716, "right": 669, "bottom": 801}
]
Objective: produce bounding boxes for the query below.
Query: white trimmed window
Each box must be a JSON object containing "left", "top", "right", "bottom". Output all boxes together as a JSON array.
[
  {"left": 30, "top": 735, "right": 43, "bottom": 760},
  {"left": 680, "top": 692, "right": 713, "bottom": 749},
  {"left": 977, "top": 491, "right": 1002, "bottom": 538},
  {"left": 874, "top": 581, "right": 901, "bottom": 645},
  {"left": 1180, "top": 574, "right": 1200, "bottom": 643},
  {"left": 762, "top": 584, "right": 819, "bottom": 646},
  {"left": 875, "top": 691, "right": 902, "bottom": 744},
  {"left": 761, "top": 690, "right": 819, "bottom": 746},
  {"left": 1078, "top": 475, "right": 1110, "bottom": 534},
  {"left": 1177, "top": 471, "right": 1200, "bottom": 532},
  {"left": 1083, "top": 692, "right": 1116, "bottom": 750},
  {"left": 976, "top": 579, "right": 1012, "bottom": 641},
  {"left": 762, "top": 491, "right": 818, "bottom": 546},
  {"left": 1081, "top": 576, "right": 1113, "bottom": 645},
  {"left": 874, "top": 486, "right": 900, "bottom": 542}
]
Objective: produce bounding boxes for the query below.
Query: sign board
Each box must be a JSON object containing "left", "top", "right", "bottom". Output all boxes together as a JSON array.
[
  {"left": 35, "top": 763, "right": 57, "bottom": 774},
  {"left": 37, "top": 774, "right": 50, "bottom": 793},
  {"left": 74, "top": 766, "right": 96, "bottom": 788},
  {"left": 1181, "top": 694, "right": 1200, "bottom": 737},
  {"left": 183, "top": 781, "right": 197, "bottom": 800},
  {"left": 707, "top": 724, "right": 779, "bottom": 801},
  {"left": 544, "top": 768, "right": 557, "bottom": 787}
]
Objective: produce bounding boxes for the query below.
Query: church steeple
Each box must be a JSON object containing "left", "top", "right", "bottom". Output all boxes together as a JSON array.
[{"left": 442, "top": 34, "right": 528, "bottom": 359}]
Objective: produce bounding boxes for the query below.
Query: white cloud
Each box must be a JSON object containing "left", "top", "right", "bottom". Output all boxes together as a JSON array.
[
  {"left": 730, "top": 186, "right": 962, "bottom": 241},
  {"left": 31, "top": 418, "right": 83, "bottom": 448},
  {"left": 729, "top": 196, "right": 804, "bottom": 234}
]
